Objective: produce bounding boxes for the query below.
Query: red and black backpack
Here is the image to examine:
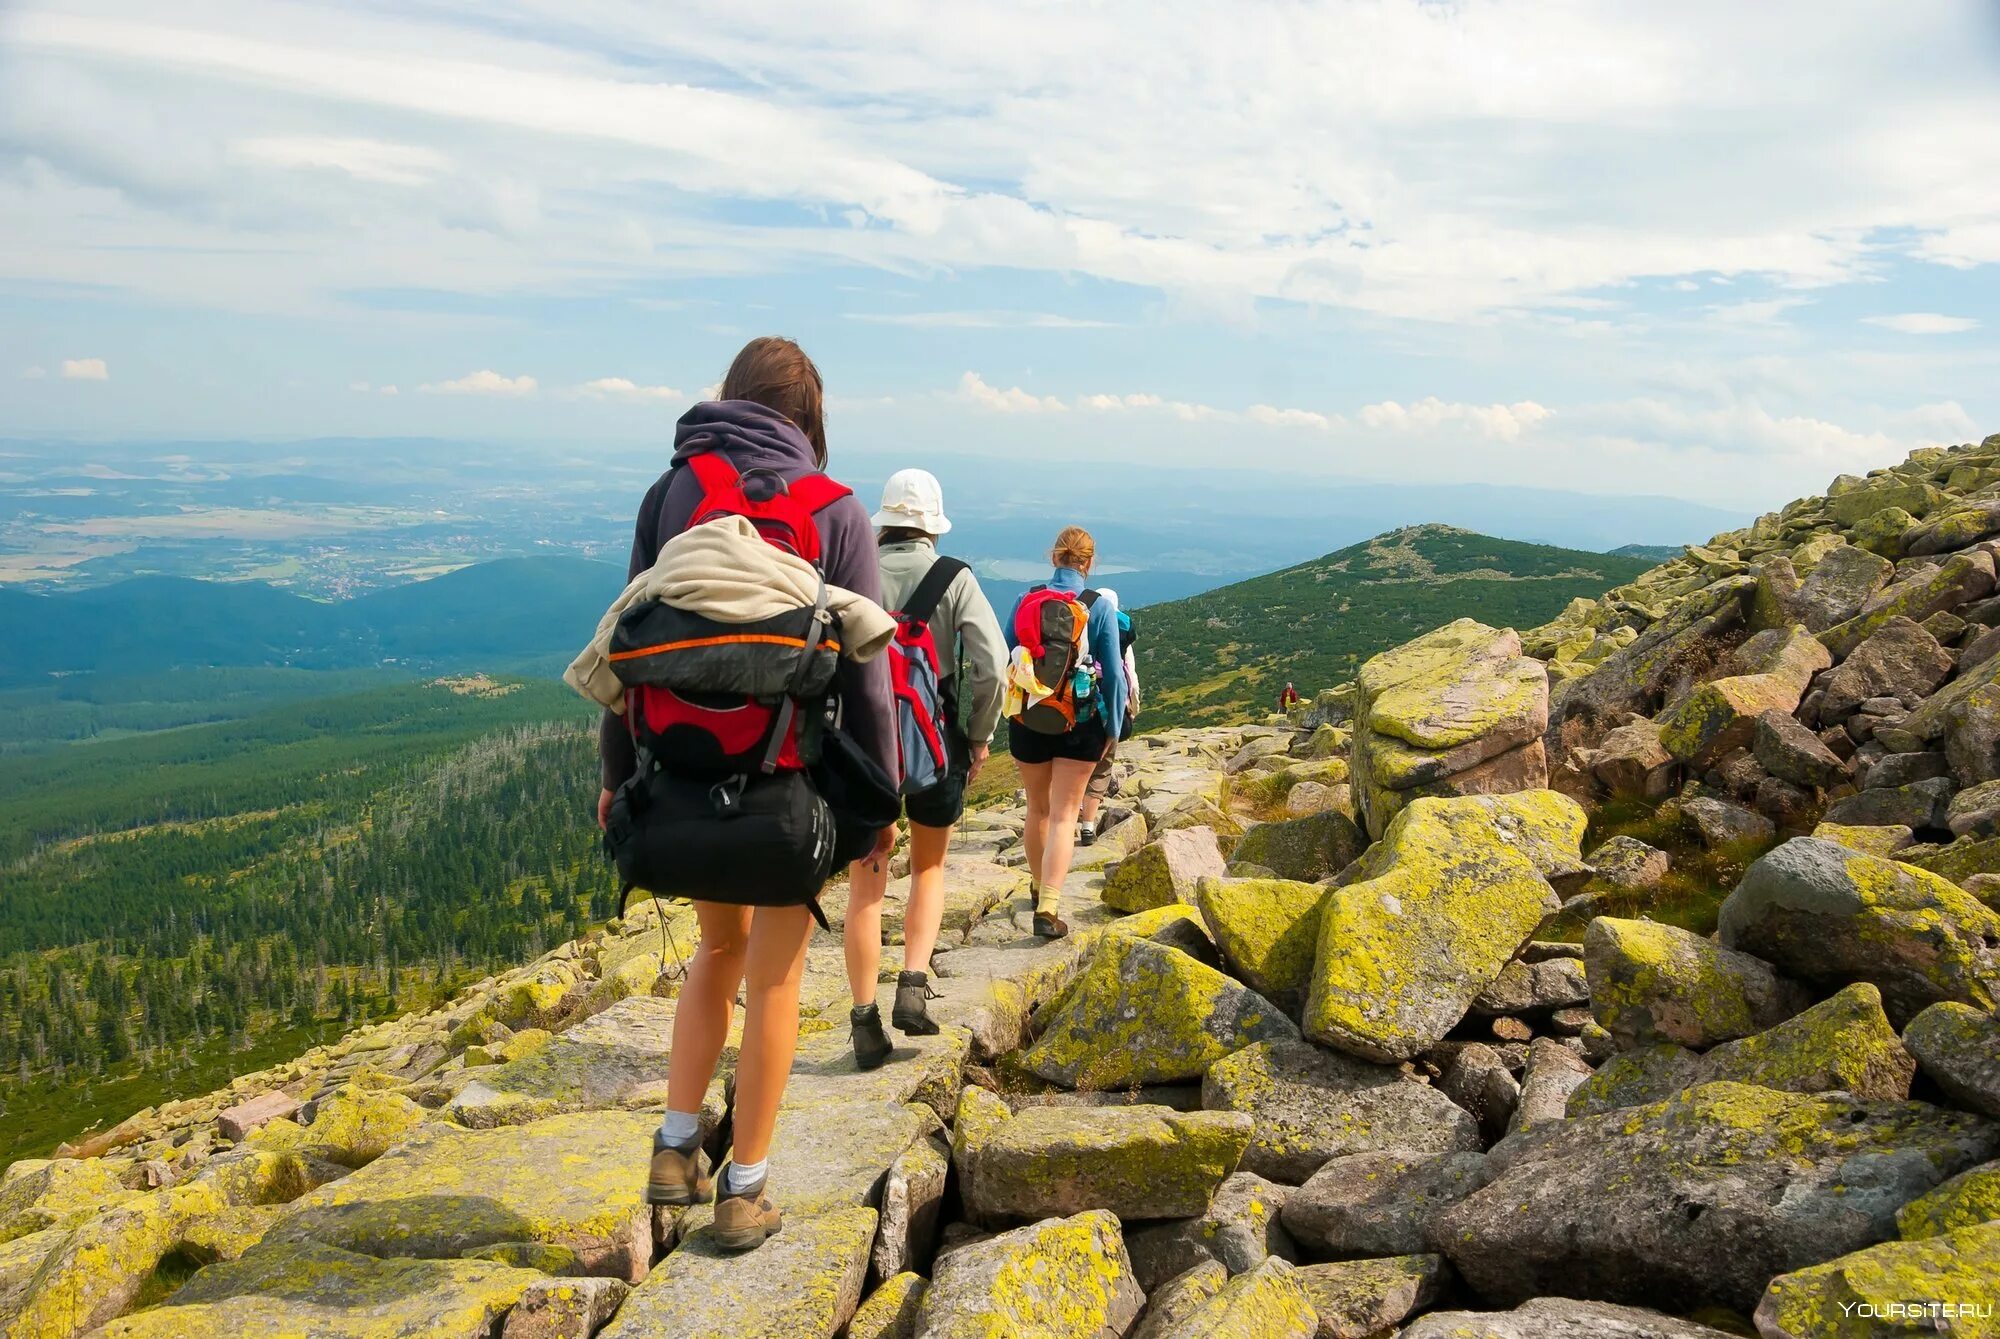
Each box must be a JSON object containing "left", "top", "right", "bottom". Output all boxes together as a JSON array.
[{"left": 886, "top": 556, "right": 968, "bottom": 794}]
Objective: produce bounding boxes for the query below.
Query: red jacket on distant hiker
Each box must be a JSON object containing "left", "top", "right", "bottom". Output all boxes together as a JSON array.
[{"left": 1279, "top": 682, "right": 1301, "bottom": 710}]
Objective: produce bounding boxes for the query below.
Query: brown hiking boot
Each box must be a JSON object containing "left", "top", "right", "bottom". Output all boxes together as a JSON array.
[
  {"left": 712, "top": 1171, "right": 782, "bottom": 1251},
  {"left": 647, "top": 1136, "right": 712, "bottom": 1207},
  {"left": 892, "top": 970, "right": 940, "bottom": 1036},
  {"left": 1032, "top": 910, "right": 1069, "bottom": 939}
]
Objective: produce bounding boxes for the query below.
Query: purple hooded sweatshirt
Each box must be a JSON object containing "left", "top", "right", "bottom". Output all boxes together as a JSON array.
[{"left": 597, "top": 400, "right": 897, "bottom": 793}]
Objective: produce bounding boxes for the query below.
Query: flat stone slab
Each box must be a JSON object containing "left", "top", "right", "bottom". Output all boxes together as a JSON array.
[
  {"left": 267, "top": 1110, "right": 659, "bottom": 1282},
  {"left": 437, "top": 997, "right": 681, "bottom": 1127},
  {"left": 601, "top": 1205, "right": 876, "bottom": 1339}
]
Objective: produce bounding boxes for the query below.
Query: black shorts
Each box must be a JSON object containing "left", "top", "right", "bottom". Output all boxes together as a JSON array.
[
  {"left": 905, "top": 730, "right": 970, "bottom": 829},
  {"left": 1009, "top": 716, "right": 1111, "bottom": 766}
]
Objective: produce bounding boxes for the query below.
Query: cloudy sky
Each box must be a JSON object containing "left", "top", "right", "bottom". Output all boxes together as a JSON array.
[{"left": 3, "top": 0, "right": 1998, "bottom": 509}]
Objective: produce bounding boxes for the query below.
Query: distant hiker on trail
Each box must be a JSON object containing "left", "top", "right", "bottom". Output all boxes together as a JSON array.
[
  {"left": 1078, "top": 587, "right": 1139, "bottom": 846},
  {"left": 843, "top": 468, "right": 1007, "bottom": 1069},
  {"left": 584, "top": 336, "right": 899, "bottom": 1253},
  {"left": 1003, "top": 526, "right": 1128, "bottom": 936},
  {"left": 1279, "top": 681, "right": 1301, "bottom": 711}
]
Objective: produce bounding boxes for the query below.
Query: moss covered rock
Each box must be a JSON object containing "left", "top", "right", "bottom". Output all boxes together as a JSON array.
[
  {"left": 1304, "top": 794, "right": 1582, "bottom": 1063},
  {"left": 960, "top": 1103, "right": 1252, "bottom": 1224},
  {"left": 1699, "top": 981, "right": 1916, "bottom": 1101},
  {"left": 918, "top": 1209, "right": 1145, "bottom": 1339},
  {"left": 1194, "top": 876, "right": 1326, "bottom": 1012},
  {"left": 1896, "top": 1160, "right": 2000, "bottom": 1238},
  {"left": 1124, "top": 1171, "right": 1296, "bottom": 1291},
  {"left": 266, "top": 1110, "right": 658, "bottom": 1282},
  {"left": 1293, "top": 1254, "right": 1449, "bottom": 1339},
  {"left": 1719, "top": 836, "right": 2000, "bottom": 1023},
  {"left": 1583, "top": 916, "right": 1809, "bottom": 1048},
  {"left": 437, "top": 996, "right": 681, "bottom": 1128},
  {"left": 1202, "top": 1040, "right": 1478, "bottom": 1183},
  {"left": 92, "top": 1238, "right": 541, "bottom": 1339},
  {"left": 1811, "top": 821, "right": 1916, "bottom": 858},
  {"left": 601, "top": 1205, "right": 876, "bottom": 1339},
  {"left": 1129, "top": 1261, "right": 1227, "bottom": 1339},
  {"left": 1432, "top": 1081, "right": 2000, "bottom": 1313},
  {"left": 1102, "top": 828, "right": 1228, "bottom": 914},
  {"left": 0, "top": 1158, "right": 132, "bottom": 1243},
  {"left": 1656, "top": 626, "right": 1829, "bottom": 768},
  {"left": 253, "top": 1085, "right": 424, "bottom": 1169},
  {"left": 1021, "top": 935, "right": 1298, "bottom": 1089},
  {"left": 1400, "top": 1298, "right": 1739, "bottom": 1338},
  {"left": 0, "top": 1182, "right": 225, "bottom": 1339},
  {"left": 1280, "top": 1150, "right": 1492, "bottom": 1259},
  {"left": 1151, "top": 1257, "right": 1318, "bottom": 1339},
  {"left": 1902, "top": 1000, "right": 2000, "bottom": 1117},
  {"left": 1230, "top": 811, "right": 1365, "bottom": 884},
  {"left": 847, "top": 1271, "right": 926, "bottom": 1339},
  {"left": 1565, "top": 1043, "right": 1705, "bottom": 1118},
  {"left": 1754, "top": 1220, "right": 2000, "bottom": 1338}
]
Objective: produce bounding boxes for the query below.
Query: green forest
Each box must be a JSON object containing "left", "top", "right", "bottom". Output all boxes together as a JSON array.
[
  {"left": 1135, "top": 525, "right": 1652, "bottom": 726},
  {"left": 0, "top": 678, "right": 618, "bottom": 1164}
]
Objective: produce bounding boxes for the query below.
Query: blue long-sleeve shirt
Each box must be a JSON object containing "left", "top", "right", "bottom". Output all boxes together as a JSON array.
[{"left": 1004, "top": 567, "right": 1127, "bottom": 740}]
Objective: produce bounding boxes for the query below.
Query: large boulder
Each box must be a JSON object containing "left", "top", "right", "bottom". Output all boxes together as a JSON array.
[
  {"left": 1719, "top": 837, "right": 2000, "bottom": 1023},
  {"left": 1350, "top": 620, "right": 1551, "bottom": 839},
  {"left": 91, "top": 1239, "right": 541, "bottom": 1339},
  {"left": 1582, "top": 718, "right": 1677, "bottom": 801},
  {"left": 1280, "top": 1150, "right": 1491, "bottom": 1258},
  {"left": 1123, "top": 1172, "right": 1296, "bottom": 1291},
  {"left": 1902, "top": 1001, "right": 2000, "bottom": 1117},
  {"left": 1509, "top": 1036, "right": 1596, "bottom": 1133},
  {"left": 1201, "top": 1040, "right": 1479, "bottom": 1184},
  {"left": 1754, "top": 1221, "right": 2000, "bottom": 1339},
  {"left": 1102, "top": 828, "right": 1228, "bottom": 914},
  {"left": 1789, "top": 541, "right": 1893, "bottom": 632},
  {"left": 1815, "top": 617, "right": 1952, "bottom": 721},
  {"left": 1656, "top": 626, "right": 1829, "bottom": 769},
  {"left": 1021, "top": 936, "right": 1298, "bottom": 1089},
  {"left": 1292, "top": 1255, "right": 1449, "bottom": 1339},
  {"left": 1304, "top": 793, "right": 1583, "bottom": 1063},
  {"left": 603, "top": 1206, "right": 876, "bottom": 1339},
  {"left": 917, "top": 1210, "right": 1145, "bottom": 1339},
  {"left": 1149, "top": 1258, "right": 1318, "bottom": 1339},
  {"left": 1896, "top": 1161, "right": 2000, "bottom": 1238},
  {"left": 956, "top": 1102, "right": 1251, "bottom": 1225},
  {"left": 1430, "top": 1081, "right": 2000, "bottom": 1313},
  {"left": 1697, "top": 982, "right": 1916, "bottom": 1101},
  {"left": 1230, "top": 811, "right": 1365, "bottom": 884},
  {"left": 265, "top": 1111, "right": 659, "bottom": 1282},
  {"left": 1565, "top": 1044, "right": 1708, "bottom": 1118},
  {"left": 435, "top": 996, "right": 683, "bottom": 1127},
  {"left": 1128, "top": 1262, "right": 1227, "bottom": 1339},
  {"left": 1753, "top": 709, "right": 1849, "bottom": 789},
  {"left": 1819, "top": 549, "right": 1997, "bottom": 661},
  {"left": 1400, "top": 1298, "right": 1741, "bottom": 1338},
  {"left": 1583, "top": 917, "right": 1808, "bottom": 1048},
  {"left": 0, "top": 1182, "right": 225, "bottom": 1339},
  {"left": 1194, "top": 877, "right": 1325, "bottom": 1013}
]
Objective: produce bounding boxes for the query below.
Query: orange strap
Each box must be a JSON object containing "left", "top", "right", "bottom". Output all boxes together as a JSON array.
[{"left": 609, "top": 631, "right": 843, "bottom": 662}]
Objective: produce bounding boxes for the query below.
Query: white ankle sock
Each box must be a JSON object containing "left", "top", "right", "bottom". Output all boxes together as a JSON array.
[
  {"left": 724, "top": 1158, "right": 767, "bottom": 1194},
  {"left": 658, "top": 1110, "right": 701, "bottom": 1148}
]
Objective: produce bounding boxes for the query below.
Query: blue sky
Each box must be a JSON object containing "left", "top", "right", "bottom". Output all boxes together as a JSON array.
[{"left": 2, "top": 0, "right": 1998, "bottom": 511}]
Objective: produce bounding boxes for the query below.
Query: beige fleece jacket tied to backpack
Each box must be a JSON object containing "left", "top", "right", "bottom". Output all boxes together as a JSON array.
[{"left": 566, "top": 514, "right": 897, "bottom": 711}]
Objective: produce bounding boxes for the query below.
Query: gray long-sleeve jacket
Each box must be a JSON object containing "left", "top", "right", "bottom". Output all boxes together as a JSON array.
[{"left": 877, "top": 538, "right": 1008, "bottom": 745}]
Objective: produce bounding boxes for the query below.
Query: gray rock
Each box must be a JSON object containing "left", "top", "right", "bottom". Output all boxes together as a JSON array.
[
  {"left": 1719, "top": 836, "right": 2000, "bottom": 1023},
  {"left": 601, "top": 1205, "right": 875, "bottom": 1338},
  {"left": 502, "top": 1276, "right": 628, "bottom": 1339},
  {"left": 1101, "top": 827, "right": 1229, "bottom": 914},
  {"left": 1399, "top": 1297, "right": 1741, "bottom": 1338},
  {"left": 871, "top": 1134, "right": 948, "bottom": 1285},
  {"left": 1202, "top": 1040, "right": 1478, "bottom": 1184},
  {"left": 1584, "top": 916, "right": 1810, "bottom": 1049},
  {"left": 1566, "top": 1043, "right": 1706, "bottom": 1117},
  {"left": 1279, "top": 1150, "right": 1491, "bottom": 1258},
  {"left": 1752, "top": 775, "right": 1815, "bottom": 827},
  {"left": 1508, "top": 1037, "right": 1594, "bottom": 1134},
  {"left": 1292, "top": 1255, "right": 1448, "bottom": 1339},
  {"left": 1790, "top": 542, "right": 1893, "bottom": 632},
  {"left": 1945, "top": 685, "right": 2000, "bottom": 786},
  {"left": 1862, "top": 750, "right": 1952, "bottom": 789},
  {"left": 1585, "top": 719, "right": 1678, "bottom": 801},
  {"left": 961, "top": 1103, "right": 1252, "bottom": 1224},
  {"left": 1707, "top": 746, "right": 1766, "bottom": 799},
  {"left": 1150, "top": 1257, "right": 1317, "bottom": 1338},
  {"left": 1584, "top": 836, "right": 1670, "bottom": 891},
  {"left": 1947, "top": 778, "right": 2000, "bottom": 837},
  {"left": 1824, "top": 776, "right": 1955, "bottom": 831},
  {"left": 1439, "top": 1042, "right": 1519, "bottom": 1142},
  {"left": 918, "top": 1211, "right": 1145, "bottom": 1339},
  {"left": 1231, "top": 810, "right": 1366, "bottom": 884},
  {"left": 1681, "top": 795, "right": 1774, "bottom": 849},
  {"left": 1818, "top": 617, "right": 1953, "bottom": 719},
  {"left": 1429, "top": 1081, "right": 2000, "bottom": 1312},
  {"left": 1471, "top": 959, "right": 1588, "bottom": 1016},
  {"left": 1753, "top": 709, "right": 1848, "bottom": 789},
  {"left": 1124, "top": 1172, "right": 1297, "bottom": 1291},
  {"left": 1128, "top": 1261, "right": 1228, "bottom": 1339},
  {"left": 1904, "top": 1001, "right": 2000, "bottom": 1117}
]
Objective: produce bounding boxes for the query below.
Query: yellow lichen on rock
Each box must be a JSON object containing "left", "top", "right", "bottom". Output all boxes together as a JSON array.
[{"left": 1754, "top": 1221, "right": 2000, "bottom": 1339}]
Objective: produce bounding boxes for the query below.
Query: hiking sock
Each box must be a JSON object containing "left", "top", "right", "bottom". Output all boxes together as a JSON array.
[
  {"left": 723, "top": 1158, "right": 767, "bottom": 1196},
  {"left": 657, "top": 1109, "right": 702, "bottom": 1150},
  {"left": 1034, "top": 881, "right": 1062, "bottom": 915}
]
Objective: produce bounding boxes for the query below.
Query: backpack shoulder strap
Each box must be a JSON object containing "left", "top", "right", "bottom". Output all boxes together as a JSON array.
[
  {"left": 1079, "top": 589, "right": 1101, "bottom": 609},
  {"left": 683, "top": 450, "right": 738, "bottom": 496},
  {"left": 787, "top": 473, "right": 853, "bottom": 513},
  {"left": 902, "top": 556, "right": 967, "bottom": 627}
]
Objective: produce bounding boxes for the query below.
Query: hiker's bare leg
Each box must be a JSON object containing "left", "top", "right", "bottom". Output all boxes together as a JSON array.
[
  {"left": 664, "top": 901, "right": 751, "bottom": 1120},
  {"left": 1039, "top": 756, "right": 1097, "bottom": 907},
  {"left": 729, "top": 903, "right": 814, "bottom": 1167},
  {"left": 844, "top": 852, "right": 890, "bottom": 1008},
  {"left": 902, "top": 821, "right": 954, "bottom": 975},
  {"left": 1019, "top": 759, "right": 1052, "bottom": 889}
]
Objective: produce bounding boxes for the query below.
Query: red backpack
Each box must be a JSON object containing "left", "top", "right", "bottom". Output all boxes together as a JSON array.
[
  {"left": 610, "top": 452, "right": 852, "bottom": 777},
  {"left": 1011, "top": 586, "right": 1100, "bottom": 734},
  {"left": 886, "top": 556, "right": 968, "bottom": 794}
]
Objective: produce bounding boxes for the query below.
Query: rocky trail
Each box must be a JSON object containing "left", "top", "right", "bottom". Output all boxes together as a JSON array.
[{"left": 8, "top": 436, "right": 2000, "bottom": 1337}]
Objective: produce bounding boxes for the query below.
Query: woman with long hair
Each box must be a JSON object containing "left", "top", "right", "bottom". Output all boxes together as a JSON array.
[
  {"left": 596, "top": 336, "right": 895, "bottom": 1251},
  {"left": 1003, "top": 526, "right": 1127, "bottom": 936},
  {"left": 843, "top": 469, "right": 1007, "bottom": 1068}
]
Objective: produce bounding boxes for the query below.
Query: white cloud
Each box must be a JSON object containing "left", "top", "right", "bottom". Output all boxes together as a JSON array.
[
  {"left": 847, "top": 311, "right": 1117, "bottom": 329},
  {"left": 348, "top": 380, "right": 371, "bottom": 391},
  {"left": 958, "top": 371, "right": 1065, "bottom": 413},
  {"left": 1358, "top": 398, "right": 1553, "bottom": 440},
  {"left": 231, "top": 136, "right": 449, "bottom": 186},
  {"left": 21, "top": 366, "right": 47, "bottom": 379},
  {"left": 1247, "top": 404, "right": 1342, "bottom": 432},
  {"left": 1863, "top": 313, "right": 1981, "bottom": 335},
  {"left": 418, "top": 369, "right": 536, "bottom": 396},
  {"left": 582, "top": 376, "right": 685, "bottom": 401},
  {"left": 379, "top": 384, "right": 399, "bottom": 395},
  {"left": 60, "top": 358, "right": 109, "bottom": 381}
]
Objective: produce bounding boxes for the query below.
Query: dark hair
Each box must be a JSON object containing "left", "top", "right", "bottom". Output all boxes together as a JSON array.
[
  {"left": 877, "top": 525, "right": 933, "bottom": 546},
  {"left": 719, "top": 337, "right": 827, "bottom": 466}
]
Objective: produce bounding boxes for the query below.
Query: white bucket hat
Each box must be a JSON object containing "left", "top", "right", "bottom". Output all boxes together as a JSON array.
[{"left": 870, "top": 467, "right": 951, "bottom": 535}]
